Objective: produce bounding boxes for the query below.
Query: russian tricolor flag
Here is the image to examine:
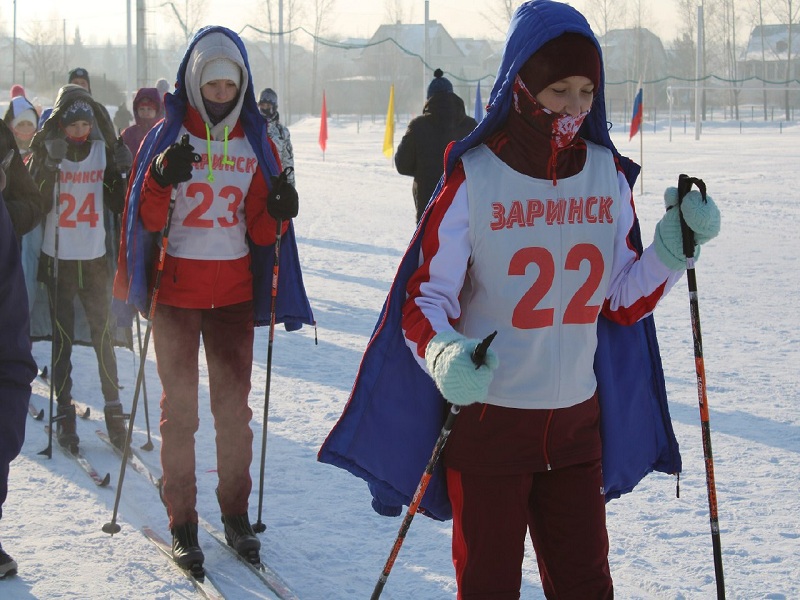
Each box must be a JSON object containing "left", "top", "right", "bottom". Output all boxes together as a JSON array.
[{"left": 629, "top": 86, "right": 643, "bottom": 140}]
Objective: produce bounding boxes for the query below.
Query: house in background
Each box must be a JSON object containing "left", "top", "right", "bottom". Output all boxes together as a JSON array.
[
  {"left": 599, "top": 28, "right": 669, "bottom": 119},
  {"left": 354, "top": 21, "right": 470, "bottom": 115},
  {"left": 738, "top": 24, "right": 800, "bottom": 109}
]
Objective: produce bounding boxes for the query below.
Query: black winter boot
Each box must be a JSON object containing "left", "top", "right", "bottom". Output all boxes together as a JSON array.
[
  {"left": 56, "top": 404, "right": 79, "bottom": 453},
  {"left": 171, "top": 522, "right": 204, "bottom": 574},
  {"left": 221, "top": 513, "right": 261, "bottom": 565},
  {"left": 0, "top": 543, "right": 17, "bottom": 579},
  {"left": 104, "top": 401, "right": 127, "bottom": 449}
]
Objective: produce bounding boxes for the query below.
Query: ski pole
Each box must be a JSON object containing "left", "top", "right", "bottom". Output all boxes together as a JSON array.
[
  {"left": 253, "top": 216, "right": 284, "bottom": 534},
  {"left": 39, "top": 138, "right": 68, "bottom": 459},
  {"left": 135, "top": 312, "right": 154, "bottom": 451},
  {"left": 677, "top": 173, "right": 725, "bottom": 600},
  {"left": 103, "top": 134, "right": 190, "bottom": 535},
  {"left": 371, "top": 331, "right": 497, "bottom": 600}
]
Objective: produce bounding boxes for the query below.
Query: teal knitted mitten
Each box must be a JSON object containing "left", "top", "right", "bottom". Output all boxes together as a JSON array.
[{"left": 425, "top": 330, "right": 499, "bottom": 406}]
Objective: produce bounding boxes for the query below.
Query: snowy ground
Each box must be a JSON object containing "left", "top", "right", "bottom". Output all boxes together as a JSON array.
[{"left": 2, "top": 114, "right": 799, "bottom": 599}]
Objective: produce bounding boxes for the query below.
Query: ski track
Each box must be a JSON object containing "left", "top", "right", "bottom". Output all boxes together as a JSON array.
[{"left": 2, "top": 117, "right": 799, "bottom": 598}]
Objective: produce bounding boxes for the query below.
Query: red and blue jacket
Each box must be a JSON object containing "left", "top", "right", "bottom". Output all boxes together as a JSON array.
[{"left": 318, "top": 0, "right": 681, "bottom": 521}]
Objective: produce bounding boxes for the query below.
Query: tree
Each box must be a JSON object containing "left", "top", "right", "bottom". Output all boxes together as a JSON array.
[
  {"left": 585, "top": 0, "right": 627, "bottom": 40},
  {"left": 384, "top": 0, "right": 413, "bottom": 24},
  {"left": 480, "top": 0, "right": 524, "bottom": 38},
  {"left": 311, "top": 0, "right": 337, "bottom": 110},
  {"left": 769, "top": 0, "right": 800, "bottom": 118},
  {"left": 159, "top": 0, "right": 208, "bottom": 44},
  {"left": 18, "top": 20, "right": 64, "bottom": 97}
]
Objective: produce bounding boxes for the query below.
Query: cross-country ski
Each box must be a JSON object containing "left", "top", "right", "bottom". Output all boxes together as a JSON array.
[
  {"left": 43, "top": 426, "right": 111, "bottom": 487},
  {"left": 141, "top": 526, "right": 226, "bottom": 600}
]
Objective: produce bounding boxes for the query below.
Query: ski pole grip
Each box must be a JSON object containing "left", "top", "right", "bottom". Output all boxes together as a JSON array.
[
  {"left": 676, "top": 173, "right": 707, "bottom": 260},
  {"left": 471, "top": 330, "right": 498, "bottom": 368}
]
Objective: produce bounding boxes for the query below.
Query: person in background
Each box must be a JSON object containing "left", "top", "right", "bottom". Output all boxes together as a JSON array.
[
  {"left": 114, "top": 100, "right": 133, "bottom": 133},
  {"left": 4, "top": 88, "right": 39, "bottom": 158},
  {"left": 257, "top": 88, "right": 294, "bottom": 187},
  {"left": 121, "top": 88, "right": 162, "bottom": 158},
  {"left": 114, "top": 26, "right": 313, "bottom": 574},
  {"left": 39, "top": 68, "right": 111, "bottom": 132},
  {"left": 319, "top": 1, "right": 721, "bottom": 598},
  {"left": 155, "top": 79, "right": 170, "bottom": 119},
  {"left": 0, "top": 118, "right": 46, "bottom": 240},
  {"left": 394, "top": 68, "right": 477, "bottom": 223},
  {"left": 27, "top": 85, "right": 133, "bottom": 453},
  {"left": 0, "top": 168, "right": 37, "bottom": 579}
]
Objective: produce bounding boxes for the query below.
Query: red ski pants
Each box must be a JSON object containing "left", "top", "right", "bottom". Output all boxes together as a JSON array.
[
  {"left": 447, "top": 459, "right": 613, "bottom": 600},
  {"left": 153, "top": 302, "right": 255, "bottom": 529}
]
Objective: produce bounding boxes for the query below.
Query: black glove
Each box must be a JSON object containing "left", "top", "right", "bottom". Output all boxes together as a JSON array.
[
  {"left": 150, "top": 136, "right": 200, "bottom": 187},
  {"left": 267, "top": 167, "right": 298, "bottom": 220},
  {"left": 113, "top": 137, "right": 133, "bottom": 174},
  {"left": 44, "top": 138, "right": 68, "bottom": 172}
]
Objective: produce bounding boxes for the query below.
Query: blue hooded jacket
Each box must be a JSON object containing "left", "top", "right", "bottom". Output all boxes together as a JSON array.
[
  {"left": 318, "top": 1, "right": 681, "bottom": 522},
  {"left": 114, "top": 26, "right": 313, "bottom": 330}
]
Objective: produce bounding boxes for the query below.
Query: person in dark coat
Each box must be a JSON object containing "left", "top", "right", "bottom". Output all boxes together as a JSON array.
[
  {"left": 394, "top": 68, "right": 477, "bottom": 223},
  {"left": 121, "top": 87, "right": 162, "bottom": 158},
  {"left": 0, "top": 120, "right": 47, "bottom": 240},
  {"left": 0, "top": 185, "right": 37, "bottom": 578},
  {"left": 27, "top": 84, "right": 133, "bottom": 452}
]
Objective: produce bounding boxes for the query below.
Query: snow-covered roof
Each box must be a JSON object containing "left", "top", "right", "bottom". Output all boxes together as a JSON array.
[{"left": 741, "top": 24, "right": 800, "bottom": 62}]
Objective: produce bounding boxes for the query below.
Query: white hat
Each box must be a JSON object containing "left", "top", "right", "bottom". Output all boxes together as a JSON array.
[
  {"left": 200, "top": 58, "right": 241, "bottom": 88},
  {"left": 12, "top": 108, "right": 37, "bottom": 129}
]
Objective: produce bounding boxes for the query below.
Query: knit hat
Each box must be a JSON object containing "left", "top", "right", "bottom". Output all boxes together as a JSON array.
[
  {"left": 155, "top": 78, "right": 170, "bottom": 97},
  {"left": 427, "top": 69, "right": 453, "bottom": 99},
  {"left": 200, "top": 59, "right": 241, "bottom": 87},
  {"left": 68, "top": 67, "right": 91, "bottom": 90},
  {"left": 12, "top": 108, "right": 37, "bottom": 129},
  {"left": 517, "top": 33, "right": 601, "bottom": 98},
  {"left": 60, "top": 100, "right": 94, "bottom": 126},
  {"left": 10, "top": 84, "right": 25, "bottom": 99},
  {"left": 259, "top": 88, "right": 278, "bottom": 107}
]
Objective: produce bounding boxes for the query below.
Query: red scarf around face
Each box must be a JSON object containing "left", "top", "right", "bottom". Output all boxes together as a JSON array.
[{"left": 486, "top": 75, "right": 589, "bottom": 185}]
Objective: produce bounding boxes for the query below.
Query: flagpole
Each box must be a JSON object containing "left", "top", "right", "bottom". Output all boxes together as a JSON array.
[{"left": 640, "top": 98, "right": 644, "bottom": 196}]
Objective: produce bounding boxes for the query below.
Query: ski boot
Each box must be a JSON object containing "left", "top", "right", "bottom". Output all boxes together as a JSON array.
[
  {"left": 0, "top": 543, "right": 17, "bottom": 579},
  {"left": 55, "top": 403, "right": 79, "bottom": 453},
  {"left": 221, "top": 513, "right": 261, "bottom": 566},
  {"left": 104, "top": 401, "right": 127, "bottom": 450},
  {"left": 171, "top": 522, "right": 205, "bottom": 578}
]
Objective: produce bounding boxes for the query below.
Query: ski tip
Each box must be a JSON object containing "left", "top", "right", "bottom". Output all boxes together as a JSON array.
[
  {"left": 99, "top": 472, "right": 112, "bottom": 487},
  {"left": 189, "top": 564, "right": 206, "bottom": 581},
  {"left": 35, "top": 409, "right": 44, "bottom": 421}
]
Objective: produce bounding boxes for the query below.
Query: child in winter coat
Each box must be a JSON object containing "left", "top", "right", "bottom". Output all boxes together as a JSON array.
[
  {"left": 114, "top": 26, "right": 312, "bottom": 574},
  {"left": 121, "top": 88, "right": 162, "bottom": 158},
  {"left": 27, "top": 84, "right": 133, "bottom": 453},
  {"left": 320, "top": 1, "right": 721, "bottom": 598},
  {"left": 257, "top": 88, "right": 295, "bottom": 187}
]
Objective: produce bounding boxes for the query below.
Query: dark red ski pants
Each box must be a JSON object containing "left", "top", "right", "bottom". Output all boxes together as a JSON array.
[
  {"left": 153, "top": 302, "right": 255, "bottom": 529},
  {"left": 447, "top": 459, "right": 613, "bottom": 599}
]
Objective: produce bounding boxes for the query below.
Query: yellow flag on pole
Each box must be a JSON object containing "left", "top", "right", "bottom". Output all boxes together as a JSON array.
[{"left": 382, "top": 84, "right": 395, "bottom": 159}]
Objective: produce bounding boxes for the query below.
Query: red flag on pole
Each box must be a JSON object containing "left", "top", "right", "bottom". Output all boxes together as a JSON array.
[{"left": 319, "top": 90, "right": 328, "bottom": 155}]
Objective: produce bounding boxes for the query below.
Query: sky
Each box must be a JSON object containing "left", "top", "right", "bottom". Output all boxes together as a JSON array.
[
  {"left": 7, "top": 0, "right": 683, "bottom": 47},
  {"left": 2, "top": 112, "right": 800, "bottom": 599}
]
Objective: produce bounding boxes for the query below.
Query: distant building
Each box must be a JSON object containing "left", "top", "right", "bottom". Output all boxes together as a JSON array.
[
  {"left": 739, "top": 24, "right": 800, "bottom": 81},
  {"left": 599, "top": 28, "right": 669, "bottom": 117}
]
